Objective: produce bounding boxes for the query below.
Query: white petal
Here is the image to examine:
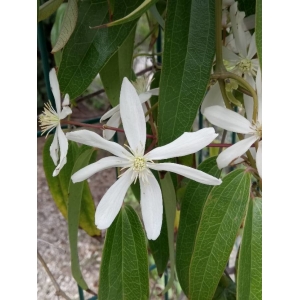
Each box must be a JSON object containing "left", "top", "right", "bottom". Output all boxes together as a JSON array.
[
  {"left": 62, "top": 94, "right": 70, "bottom": 106},
  {"left": 72, "top": 156, "right": 131, "bottom": 183},
  {"left": 256, "top": 67, "right": 262, "bottom": 124},
  {"left": 201, "top": 82, "right": 225, "bottom": 114},
  {"left": 247, "top": 32, "right": 257, "bottom": 59},
  {"left": 222, "top": 46, "right": 240, "bottom": 62},
  {"left": 138, "top": 88, "right": 160, "bottom": 103},
  {"left": 50, "top": 129, "right": 59, "bottom": 166},
  {"left": 244, "top": 72, "right": 255, "bottom": 89},
  {"left": 53, "top": 126, "right": 68, "bottom": 176},
  {"left": 142, "top": 102, "right": 150, "bottom": 122},
  {"left": 146, "top": 128, "right": 218, "bottom": 161},
  {"left": 120, "top": 77, "right": 146, "bottom": 155},
  {"left": 100, "top": 105, "right": 120, "bottom": 122},
  {"left": 204, "top": 106, "right": 254, "bottom": 134},
  {"left": 243, "top": 14, "right": 255, "bottom": 31},
  {"left": 217, "top": 135, "right": 258, "bottom": 169},
  {"left": 49, "top": 68, "right": 61, "bottom": 113},
  {"left": 103, "top": 111, "right": 121, "bottom": 140},
  {"left": 66, "top": 130, "right": 133, "bottom": 159},
  {"left": 59, "top": 106, "right": 72, "bottom": 120},
  {"left": 95, "top": 169, "right": 134, "bottom": 229},
  {"left": 256, "top": 141, "right": 262, "bottom": 178},
  {"left": 148, "top": 163, "right": 222, "bottom": 185},
  {"left": 140, "top": 172, "right": 163, "bottom": 240},
  {"left": 244, "top": 94, "right": 253, "bottom": 122}
]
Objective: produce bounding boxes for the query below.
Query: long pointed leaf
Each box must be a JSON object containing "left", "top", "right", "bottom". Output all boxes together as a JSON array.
[
  {"left": 255, "top": 0, "right": 262, "bottom": 68},
  {"left": 38, "top": 0, "right": 64, "bottom": 22}
]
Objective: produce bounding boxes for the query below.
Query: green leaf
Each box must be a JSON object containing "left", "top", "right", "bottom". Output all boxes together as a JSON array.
[
  {"left": 57, "top": 0, "right": 143, "bottom": 99},
  {"left": 176, "top": 157, "right": 221, "bottom": 295},
  {"left": 43, "top": 136, "right": 100, "bottom": 236},
  {"left": 91, "top": 0, "right": 159, "bottom": 29},
  {"left": 98, "top": 205, "right": 149, "bottom": 300},
  {"left": 100, "top": 26, "right": 136, "bottom": 107},
  {"left": 255, "top": 0, "right": 262, "bottom": 68},
  {"left": 238, "top": 0, "right": 256, "bottom": 17},
  {"left": 38, "top": 0, "right": 64, "bottom": 22},
  {"left": 51, "top": 0, "right": 78, "bottom": 53},
  {"left": 68, "top": 148, "right": 95, "bottom": 290},
  {"left": 149, "top": 4, "right": 165, "bottom": 29},
  {"left": 157, "top": 0, "right": 215, "bottom": 146},
  {"left": 237, "top": 197, "right": 262, "bottom": 300},
  {"left": 213, "top": 274, "right": 236, "bottom": 300},
  {"left": 189, "top": 169, "right": 251, "bottom": 300},
  {"left": 149, "top": 70, "right": 161, "bottom": 123}
]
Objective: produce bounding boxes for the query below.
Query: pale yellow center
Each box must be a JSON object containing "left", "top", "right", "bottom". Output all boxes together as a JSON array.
[
  {"left": 39, "top": 101, "right": 60, "bottom": 136},
  {"left": 132, "top": 157, "right": 146, "bottom": 172},
  {"left": 238, "top": 59, "right": 252, "bottom": 72}
]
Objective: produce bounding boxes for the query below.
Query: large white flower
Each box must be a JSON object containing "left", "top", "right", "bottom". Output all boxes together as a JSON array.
[
  {"left": 100, "top": 76, "right": 159, "bottom": 140},
  {"left": 39, "top": 68, "right": 72, "bottom": 176},
  {"left": 67, "top": 78, "right": 222, "bottom": 240}
]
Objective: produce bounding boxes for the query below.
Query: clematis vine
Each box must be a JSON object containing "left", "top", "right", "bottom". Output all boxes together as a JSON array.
[
  {"left": 66, "top": 78, "right": 222, "bottom": 240},
  {"left": 39, "top": 68, "right": 72, "bottom": 176},
  {"left": 100, "top": 76, "right": 159, "bottom": 140}
]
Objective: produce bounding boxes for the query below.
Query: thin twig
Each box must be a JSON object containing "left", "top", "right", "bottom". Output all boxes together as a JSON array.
[{"left": 218, "top": 130, "right": 228, "bottom": 154}]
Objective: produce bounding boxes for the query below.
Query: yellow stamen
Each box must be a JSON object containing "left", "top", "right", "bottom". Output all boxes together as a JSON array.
[{"left": 39, "top": 101, "right": 60, "bottom": 137}]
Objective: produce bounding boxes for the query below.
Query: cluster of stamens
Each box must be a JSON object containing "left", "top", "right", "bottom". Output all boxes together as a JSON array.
[
  {"left": 238, "top": 59, "right": 252, "bottom": 72},
  {"left": 132, "top": 157, "right": 146, "bottom": 172},
  {"left": 252, "top": 121, "right": 262, "bottom": 140},
  {"left": 39, "top": 101, "right": 60, "bottom": 137}
]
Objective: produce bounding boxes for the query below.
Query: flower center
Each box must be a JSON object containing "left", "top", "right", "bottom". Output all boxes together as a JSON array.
[
  {"left": 252, "top": 121, "right": 262, "bottom": 139},
  {"left": 238, "top": 59, "right": 252, "bottom": 72},
  {"left": 39, "top": 101, "right": 60, "bottom": 137},
  {"left": 132, "top": 156, "right": 146, "bottom": 172}
]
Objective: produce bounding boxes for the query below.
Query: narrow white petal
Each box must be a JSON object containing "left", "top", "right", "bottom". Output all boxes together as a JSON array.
[
  {"left": 120, "top": 78, "right": 146, "bottom": 155},
  {"left": 204, "top": 106, "right": 254, "bottom": 134},
  {"left": 247, "top": 32, "right": 257, "bottom": 59},
  {"left": 50, "top": 129, "right": 59, "bottom": 166},
  {"left": 49, "top": 68, "right": 61, "bottom": 113},
  {"left": 66, "top": 130, "right": 133, "bottom": 159},
  {"left": 217, "top": 135, "right": 258, "bottom": 169},
  {"left": 256, "top": 67, "right": 262, "bottom": 124},
  {"left": 59, "top": 106, "right": 72, "bottom": 120},
  {"left": 140, "top": 172, "right": 163, "bottom": 240},
  {"left": 243, "top": 14, "right": 255, "bottom": 31},
  {"left": 222, "top": 46, "right": 240, "bottom": 62},
  {"left": 95, "top": 169, "right": 134, "bottom": 229},
  {"left": 103, "top": 111, "right": 121, "bottom": 140},
  {"left": 256, "top": 141, "right": 262, "bottom": 178},
  {"left": 62, "top": 94, "right": 70, "bottom": 106},
  {"left": 244, "top": 94, "right": 253, "bottom": 122},
  {"left": 201, "top": 82, "right": 225, "bottom": 114},
  {"left": 148, "top": 163, "right": 222, "bottom": 185},
  {"left": 146, "top": 128, "right": 217, "bottom": 161},
  {"left": 142, "top": 102, "right": 150, "bottom": 122},
  {"left": 53, "top": 126, "right": 68, "bottom": 176},
  {"left": 139, "top": 88, "right": 160, "bottom": 103},
  {"left": 100, "top": 105, "right": 120, "bottom": 122}
]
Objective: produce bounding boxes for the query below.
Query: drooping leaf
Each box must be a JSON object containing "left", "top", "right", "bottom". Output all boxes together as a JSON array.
[
  {"left": 255, "top": 0, "right": 262, "bottom": 68},
  {"left": 157, "top": 0, "right": 215, "bottom": 146},
  {"left": 213, "top": 274, "right": 236, "bottom": 300},
  {"left": 98, "top": 205, "right": 149, "bottom": 300},
  {"left": 100, "top": 25, "right": 136, "bottom": 107},
  {"left": 57, "top": 0, "right": 143, "bottom": 99},
  {"left": 237, "top": 197, "right": 262, "bottom": 300},
  {"left": 176, "top": 157, "right": 221, "bottom": 295},
  {"left": 189, "top": 169, "right": 251, "bottom": 300},
  {"left": 51, "top": 0, "right": 78, "bottom": 53},
  {"left": 38, "top": 0, "right": 64, "bottom": 22}
]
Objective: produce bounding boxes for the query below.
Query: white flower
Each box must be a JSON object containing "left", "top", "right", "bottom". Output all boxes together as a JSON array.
[
  {"left": 203, "top": 68, "right": 262, "bottom": 178},
  {"left": 67, "top": 78, "right": 222, "bottom": 240},
  {"left": 39, "top": 68, "right": 72, "bottom": 176},
  {"left": 100, "top": 76, "right": 159, "bottom": 140}
]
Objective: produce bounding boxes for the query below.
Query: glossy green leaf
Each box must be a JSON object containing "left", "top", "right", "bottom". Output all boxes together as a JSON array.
[
  {"left": 43, "top": 136, "right": 100, "bottom": 237},
  {"left": 91, "top": 0, "right": 159, "bottom": 29},
  {"left": 256, "top": 0, "right": 262, "bottom": 68},
  {"left": 98, "top": 205, "right": 149, "bottom": 300},
  {"left": 237, "top": 197, "right": 262, "bottom": 300},
  {"left": 51, "top": 0, "right": 78, "bottom": 53},
  {"left": 57, "top": 0, "right": 143, "bottom": 99},
  {"left": 100, "top": 26, "right": 136, "bottom": 107},
  {"left": 213, "top": 274, "right": 236, "bottom": 300},
  {"left": 149, "top": 70, "right": 160, "bottom": 123},
  {"left": 189, "top": 169, "right": 251, "bottom": 300},
  {"left": 157, "top": 0, "right": 215, "bottom": 146},
  {"left": 38, "top": 0, "right": 64, "bottom": 22},
  {"left": 68, "top": 148, "right": 95, "bottom": 290},
  {"left": 238, "top": 0, "right": 256, "bottom": 17},
  {"left": 176, "top": 157, "right": 221, "bottom": 295}
]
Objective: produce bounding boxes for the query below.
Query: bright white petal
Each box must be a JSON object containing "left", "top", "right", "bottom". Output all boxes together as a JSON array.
[
  {"left": 142, "top": 102, "right": 150, "bottom": 122},
  {"left": 49, "top": 68, "right": 61, "bottom": 113},
  {"left": 146, "top": 128, "right": 217, "bottom": 161},
  {"left": 256, "top": 141, "right": 262, "bottom": 178},
  {"left": 244, "top": 94, "right": 253, "bottom": 122},
  {"left": 59, "top": 106, "right": 72, "bottom": 120},
  {"left": 100, "top": 105, "right": 120, "bottom": 122},
  {"left": 53, "top": 126, "right": 68, "bottom": 176},
  {"left": 66, "top": 130, "right": 133, "bottom": 159},
  {"left": 120, "top": 77, "right": 146, "bottom": 155},
  {"left": 217, "top": 135, "right": 258, "bottom": 169},
  {"left": 103, "top": 111, "right": 121, "bottom": 140},
  {"left": 243, "top": 14, "right": 255, "bottom": 31},
  {"left": 95, "top": 169, "right": 134, "bottom": 229},
  {"left": 140, "top": 172, "right": 163, "bottom": 240},
  {"left": 50, "top": 129, "right": 59, "bottom": 166},
  {"left": 148, "top": 163, "right": 222, "bottom": 185},
  {"left": 256, "top": 67, "right": 262, "bottom": 124},
  {"left": 62, "top": 94, "right": 70, "bottom": 106},
  {"left": 247, "top": 32, "right": 257, "bottom": 59},
  {"left": 72, "top": 156, "right": 131, "bottom": 183},
  {"left": 204, "top": 106, "right": 254, "bottom": 134},
  {"left": 201, "top": 82, "right": 225, "bottom": 114},
  {"left": 139, "top": 88, "right": 159, "bottom": 103}
]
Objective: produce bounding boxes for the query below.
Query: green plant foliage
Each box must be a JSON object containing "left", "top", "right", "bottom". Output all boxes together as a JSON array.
[
  {"left": 213, "top": 274, "right": 236, "bottom": 300},
  {"left": 157, "top": 0, "right": 215, "bottom": 146},
  {"left": 237, "top": 197, "right": 262, "bottom": 300},
  {"left": 98, "top": 205, "right": 149, "bottom": 300},
  {"left": 189, "top": 169, "right": 251, "bottom": 300},
  {"left": 38, "top": 0, "right": 64, "bottom": 22},
  {"left": 256, "top": 0, "right": 262, "bottom": 68},
  {"left": 238, "top": 0, "right": 256, "bottom": 17}
]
